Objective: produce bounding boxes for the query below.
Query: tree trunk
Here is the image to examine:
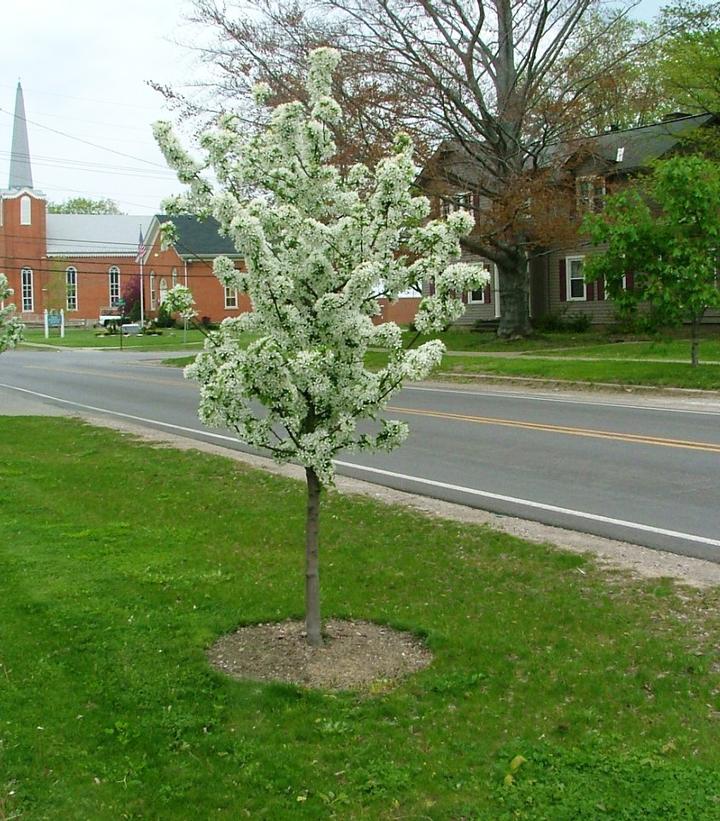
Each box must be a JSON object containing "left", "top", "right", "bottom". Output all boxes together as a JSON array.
[
  {"left": 690, "top": 313, "right": 702, "bottom": 368},
  {"left": 497, "top": 258, "right": 532, "bottom": 338},
  {"left": 304, "top": 466, "right": 322, "bottom": 646}
]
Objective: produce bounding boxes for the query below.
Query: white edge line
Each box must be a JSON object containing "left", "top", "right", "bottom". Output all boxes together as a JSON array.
[
  {"left": 334, "top": 460, "right": 720, "bottom": 548},
  {"left": 2, "top": 381, "right": 719, "bottom": 550},
  {"left": 406, "top": 385, "right": 720, "bottom": 416}
]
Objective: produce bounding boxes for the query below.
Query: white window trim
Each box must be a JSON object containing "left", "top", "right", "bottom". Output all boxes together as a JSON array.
[
  {"left": 467, "top": 262, "right": 494, "bottom": 304},
  {"left": 20, "top": 195, "right": 31, "bottom": 225},
  {"left": 21, "top": 267, "right": 33, "bottom": 312},
  {"left": 66, "top": 266, "right": 78, "bottom": 311},
  {"left": 224, "top": 287, "right": 238, "bottom": 309},
  {"left": 566, "top": 255, "right": 586, "bottom": 301},
  {"left": 149, "top": 271, "right": 156, "bottom": 310},
  {"left": 109, "top": 266, "right": 120, "bottom": 306},
  {"left": 441, "top": 191, "right": 472, "bottom": 218}
]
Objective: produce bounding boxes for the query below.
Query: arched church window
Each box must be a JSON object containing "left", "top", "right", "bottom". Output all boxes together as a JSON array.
[
  {"left": 21, "top": 267, "right": 33, "bottom": 311},
  {"left": 109, "top": 266, "right": 120, "bottom": 306},
  {"left": 20, "top": 195, "right": 31, "bottom": 225},
  {"left": 66, "top": 266, "right": 77, "bottom": 311}
]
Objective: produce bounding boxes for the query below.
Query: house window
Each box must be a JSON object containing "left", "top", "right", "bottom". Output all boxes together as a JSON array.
[
  {"left": 66, "top": 266, "right": 78, "bottom": 311},
  {"left": 20, "top": 195, "right": 31, "bottom": 225},
  {"left": 0, "top": 198, "right": 4, "bottom": 227},
  {"left": 467, "top": 262, "right": 494, "bottom": 303},
  {"left": 21, "top": 267, "right": 33, "bottom": 311},
  {"left": 441, "top": 192, "right": 473, "bottom": 218},
  {"left": 224, "top": 287, "right": 238, "bottom": 309},
  {"left": 576, "top": 176, "right": 605, "bottom": 212},
  {"left": 109, "top": 266, "right": 120, "bottom": 306},
  {"left": 171, "top": 267, "right": 178, "bottom": 287},
  {"left": 159, "top": 278, "right": 168, "bottom": 306},
  {"left": 567, "top": 256, "right": 586, "bottom": 300},
  {"left": 150, "top": 271, "right": 156, "bottom": 310}
]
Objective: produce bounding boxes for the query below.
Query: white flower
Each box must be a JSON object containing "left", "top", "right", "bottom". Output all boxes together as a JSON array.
[{"left": 155, "top": 49, "right": 475, "bottom": 485}]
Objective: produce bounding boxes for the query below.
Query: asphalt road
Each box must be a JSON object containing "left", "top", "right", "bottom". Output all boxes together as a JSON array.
[{"left": 2, "top": 347, "right": 720, "bottom": 561}]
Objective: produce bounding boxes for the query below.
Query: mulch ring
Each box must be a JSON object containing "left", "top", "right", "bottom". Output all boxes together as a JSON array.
[{"left": 207, "top": 618, "right": 433, "bottom": 692}]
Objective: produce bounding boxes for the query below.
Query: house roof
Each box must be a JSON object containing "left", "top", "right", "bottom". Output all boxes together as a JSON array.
[
  {"left": 419, "top": 113, "right": 718, "bottom": 189},
  {"left": 572, "top": 113, "right": 715, "bottom": 174},
  {"left": 46, "top": 214, "right": 154, "bottom": 256},
  {"left": 155, "top": 214, "right": 238, "bottom": 259}
]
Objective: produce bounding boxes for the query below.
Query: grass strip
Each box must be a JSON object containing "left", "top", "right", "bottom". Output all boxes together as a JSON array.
[{"left": 1, "top": 418, "right": 719, "bottom": 818}]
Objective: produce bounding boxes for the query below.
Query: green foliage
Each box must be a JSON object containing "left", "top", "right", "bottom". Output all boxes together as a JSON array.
[
  {"left": 533, "top": 310, "right": 591, "bottom": 333},
  {"left": 154, "top": 301, "right": 176, "bottom": 328},
  {"left": 47, "top": 197, "right": 124, "bottom": 215},
  {"left": 583, "top": 155, "right": 720, "bottom": 362}
]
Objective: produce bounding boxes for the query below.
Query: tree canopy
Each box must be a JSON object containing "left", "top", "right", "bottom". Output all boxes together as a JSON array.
[
  {"left": 583, "top": 155, "right": 720, "bottom": 366},
  {"left": 48, "top": 197, "right": 124, "bottom": 215}
]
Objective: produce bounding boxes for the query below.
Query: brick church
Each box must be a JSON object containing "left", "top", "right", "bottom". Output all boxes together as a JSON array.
[{"left": 0, "top": 83, "right": 419, "bottom": 327}]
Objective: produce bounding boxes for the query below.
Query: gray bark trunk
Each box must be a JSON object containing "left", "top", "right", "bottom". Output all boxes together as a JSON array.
[
  {"left": 497, "top": 259, "right": 532, "bottom": 338},
  {"left": 304, "top": 466, "right": 322, "bottom": 646},
  {"left": 691, "top": 314, "right": 701, "bottom": 367}
]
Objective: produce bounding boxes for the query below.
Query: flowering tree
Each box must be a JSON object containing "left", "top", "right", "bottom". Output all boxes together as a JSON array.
[
  {"left": 0, "top": 274, "right": 23, "bottom": 353},
  {"left": 154, "top": 48, "right": 486, "bottom": 646}
]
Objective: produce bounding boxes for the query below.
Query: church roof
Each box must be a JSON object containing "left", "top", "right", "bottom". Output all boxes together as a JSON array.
[
  {"left": 46, "top": 215, "right": 153, "bottom": 256},
  {"left": 154, "top": 214, "right": 239, "bottom": 258},
  {"left": 9, "top": 82, "right": 33, "bottom": 190}
]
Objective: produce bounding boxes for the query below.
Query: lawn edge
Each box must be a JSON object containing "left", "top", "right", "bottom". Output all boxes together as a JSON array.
[{"left": 54, "top": 410, "right": 720, "bottom": 590}]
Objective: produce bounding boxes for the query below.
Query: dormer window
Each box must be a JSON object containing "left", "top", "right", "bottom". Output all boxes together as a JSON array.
[
  {"left": 20, "top": 195, "right": 31, "bottom": 225},
  {"left": 576, "top": 176, "right": 605, "bottom": 213},
  {"left": 441, "top": 192, "right": 473, "bottom": 218}
]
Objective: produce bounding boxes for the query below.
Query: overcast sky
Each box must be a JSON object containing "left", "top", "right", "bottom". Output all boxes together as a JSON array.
[{"left": 2, "top": 0, "right": 667, "bottom": 216}]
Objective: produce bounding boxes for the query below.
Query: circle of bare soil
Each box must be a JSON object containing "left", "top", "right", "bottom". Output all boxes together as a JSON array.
[{"left": 207, "top": 619, "right": 433, "bottom": 692}]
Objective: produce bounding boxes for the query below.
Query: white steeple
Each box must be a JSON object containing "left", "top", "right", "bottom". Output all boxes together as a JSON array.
[{"left": 9, "top": 81, "right": 33, "bottom": 190}]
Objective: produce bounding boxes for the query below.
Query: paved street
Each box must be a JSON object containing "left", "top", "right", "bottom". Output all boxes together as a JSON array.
[{"left": 2, "top": 347, "right": 720, "bottom": 561}]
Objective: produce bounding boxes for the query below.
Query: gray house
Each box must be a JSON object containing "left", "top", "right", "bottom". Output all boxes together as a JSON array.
[{"left": 419, "top": 113, "right": 720, "bottom": 327}]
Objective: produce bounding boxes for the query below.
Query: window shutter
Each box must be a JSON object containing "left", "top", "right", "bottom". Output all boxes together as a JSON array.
[
  {"left": 461, "top": 290, "right": 468, "bottom": 304},
  {"left": 586, "top": 280, "right": 595, "bottom": 301},
  {"left": 596, "top": 276, "right": 605, "bottom": 300},
  {"left": 559, "top": 258, "right": 567, "bottom": 302},
  {"left": 429, "top": 278, "right": 436, "bottom": 296},
  {"left": 626, "top": 272, "right": 635, "bottom": 290},
  {"left": 484, "top": 282, "right": 492, "bottom": 303}
]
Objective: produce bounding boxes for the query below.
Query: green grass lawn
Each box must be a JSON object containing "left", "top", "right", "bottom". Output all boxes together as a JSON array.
[
  {"left": 2, "top": 418, "right": 720, "bottom": 819},
  {"left": 20, "top": 327, "right": 208, "bottom": 350},
  {"left": 535, "top": 338, "right": 720, "bottom": 362},
  {"left": 440, "top": 355, "right": 720, "bottom": 390},
  {"left": 400, "top": 328, "right": 614, "bottom": 352}
]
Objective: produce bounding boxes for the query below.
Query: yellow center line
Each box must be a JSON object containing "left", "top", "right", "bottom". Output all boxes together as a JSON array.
[
  {"left": 22, "top": 364, "right": 185, "bottom": 387},
  {"left": 387, "top": 405, "right": 720, "bottom": 454}
]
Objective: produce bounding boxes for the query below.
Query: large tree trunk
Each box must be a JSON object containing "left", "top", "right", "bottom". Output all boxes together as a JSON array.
[
  {"left": 304, "top": 466, "right": 322, "bottom": 646},
  {"left": 497, "top": 258, "right": 532, "bottom": 338}
]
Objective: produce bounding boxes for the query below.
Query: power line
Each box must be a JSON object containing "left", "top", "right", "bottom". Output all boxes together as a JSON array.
[{"left": 0, "top": 107, "right": 171, "bottom": 169}]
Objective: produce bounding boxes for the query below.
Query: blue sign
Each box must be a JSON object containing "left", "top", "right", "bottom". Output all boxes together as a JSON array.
[{"left": 48, "top": 312, "right": 62, "bottom": 328}]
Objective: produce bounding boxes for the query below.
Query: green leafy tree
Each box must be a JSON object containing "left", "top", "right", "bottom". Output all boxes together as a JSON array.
[
  {"left": 583, "top": 155, "right": 720, "bottom": 366},
  {"left": 48, "top": 197, "right": 124, "bottom": 215}
]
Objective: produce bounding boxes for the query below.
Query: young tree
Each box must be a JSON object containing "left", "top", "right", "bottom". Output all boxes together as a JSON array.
[
  {"left": 0, "top": 274, "right": 24, "bottom": 353},
  {"left": 48, "top": 197, "right": 124, "bottom": 215},
  {"left": 121, "top": 275, "right": 142, "bottom": 322},
  {"left": 154, "top": 48, "right": 486, "bottom": 646},
  {"left": 583, "top": 155, "right": 720, "bottom": 366}
]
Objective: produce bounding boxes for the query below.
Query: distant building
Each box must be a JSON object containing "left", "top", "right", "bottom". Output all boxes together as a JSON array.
[
  {"left": 0, "top": 84, "right": 420, "bottom": 327},
  {"left": 0, "top": 83, "right": 249, "bottom": 325}
]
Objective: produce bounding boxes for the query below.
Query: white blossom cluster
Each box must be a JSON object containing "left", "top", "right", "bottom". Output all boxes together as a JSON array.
[
  {"left": 154, "top": 48, "right": 487, "bottom": 485},
  {"left": 0, "top": 274, "right": 24, "bottom": 353},
  {"left": 163, "top": 285, "right": 198, "bottom": 320}
]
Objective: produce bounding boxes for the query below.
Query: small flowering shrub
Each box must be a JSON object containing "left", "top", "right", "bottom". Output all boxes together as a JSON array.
[
  {"left": 154, "top": 48, "right": 486, "bottom": 644},
  {"left": 0, "top": 274, "right": 23, "bottom": 353}
]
